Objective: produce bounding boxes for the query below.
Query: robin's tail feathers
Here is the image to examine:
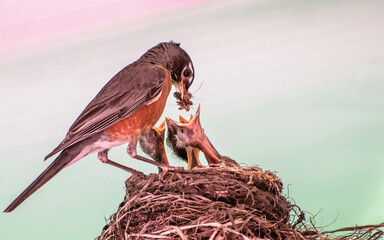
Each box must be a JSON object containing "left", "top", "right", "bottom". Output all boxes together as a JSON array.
[{"left": 4, "top": 148, "right": 79, "bottom": 213}]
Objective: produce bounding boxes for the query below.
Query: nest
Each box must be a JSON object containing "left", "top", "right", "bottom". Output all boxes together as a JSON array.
[{"left": 97, "top": 165, "right": 384, "bottom": 240}]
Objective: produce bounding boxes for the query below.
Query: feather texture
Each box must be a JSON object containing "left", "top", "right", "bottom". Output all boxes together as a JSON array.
[{"left": 45, "top": 62, "right": 166, "bottom": 160}]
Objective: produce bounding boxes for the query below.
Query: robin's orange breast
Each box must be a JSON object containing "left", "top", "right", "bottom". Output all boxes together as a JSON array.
[{"left": 105, "top": 66, "right": 172, "bottom": 142}]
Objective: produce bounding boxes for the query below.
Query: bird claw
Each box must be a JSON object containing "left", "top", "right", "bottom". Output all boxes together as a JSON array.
[{"left": 158, "top": 165, "right": 184, "bottom": 180}]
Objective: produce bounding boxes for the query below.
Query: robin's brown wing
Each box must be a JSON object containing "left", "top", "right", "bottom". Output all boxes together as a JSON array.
[{"left": 45, "top": 62, "right": 168, "bottom": 160}]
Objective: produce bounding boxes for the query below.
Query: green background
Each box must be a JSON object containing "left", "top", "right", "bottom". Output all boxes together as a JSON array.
[{"left": 1, "top": 0, "right": 383, "bottom": 239}]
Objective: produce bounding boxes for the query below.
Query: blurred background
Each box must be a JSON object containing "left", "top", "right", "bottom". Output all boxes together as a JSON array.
[{"left": 1, "top": 0, "right": 383, "bottom": 239}]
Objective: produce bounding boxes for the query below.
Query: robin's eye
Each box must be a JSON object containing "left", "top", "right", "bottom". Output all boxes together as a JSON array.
[
  {"left": 180, "top": 128, "right": 185, "bottom": 134},
  {"left": 183, "top": 69, "right": 191, "bottom": 78}
]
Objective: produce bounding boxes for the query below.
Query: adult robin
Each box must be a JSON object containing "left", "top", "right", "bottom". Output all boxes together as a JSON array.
[
  {"left": 4, "top": 42, "right": 195, "bottom": 212},
  {"left": 165, "top": 105, "right": 239, "bottom": 168},
  {"left": 166, "top": 115, "right": 202, "bottom": 169},
  {"left": 139, "top": 120, "right": 169, "bottom": 168}
]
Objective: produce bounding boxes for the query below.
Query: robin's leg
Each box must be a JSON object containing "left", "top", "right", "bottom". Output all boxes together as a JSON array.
[
  {"left": 98, "top": 149, "right": 143, "bottom": 175},
  {"left": 127, "top": 140, "right": 179, "bottom": 172}
]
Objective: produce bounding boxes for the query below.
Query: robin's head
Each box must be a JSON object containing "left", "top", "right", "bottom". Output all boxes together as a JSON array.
[
  {"left": 169, "top": 46, "right": 194, "bottom": 94},
  {"left": 144, "top": 42, "right": 194, "bottom": 110}
]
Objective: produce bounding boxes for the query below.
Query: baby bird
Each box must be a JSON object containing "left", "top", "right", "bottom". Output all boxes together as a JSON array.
[
  {"left": 139, "top": 121, "right": 169, "bottom": 169},
  {"left": 165, "top": 105, "right": 239, "bottom": 168},
  {"left": 166, "top": 115, "right": 202, "bottom": 170}
]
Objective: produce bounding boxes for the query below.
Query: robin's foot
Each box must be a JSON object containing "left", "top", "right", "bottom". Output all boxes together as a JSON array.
[
  {"left": 159, "top": 164, "right": 184, "bottom": 172},
  {"left": 157, "top": 164, "right": 184, "bottom": 180}
]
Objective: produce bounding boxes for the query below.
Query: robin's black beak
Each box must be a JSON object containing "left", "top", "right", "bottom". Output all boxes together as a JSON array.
[
  {"left": 170, "top": 71, "right": 187, "bottom": 97},
  {"left": 177, "top": 80, "right": 187, "bottom": 103},
  {"left": 172, "top": 61, "right": 194, "bottom": 111}
]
